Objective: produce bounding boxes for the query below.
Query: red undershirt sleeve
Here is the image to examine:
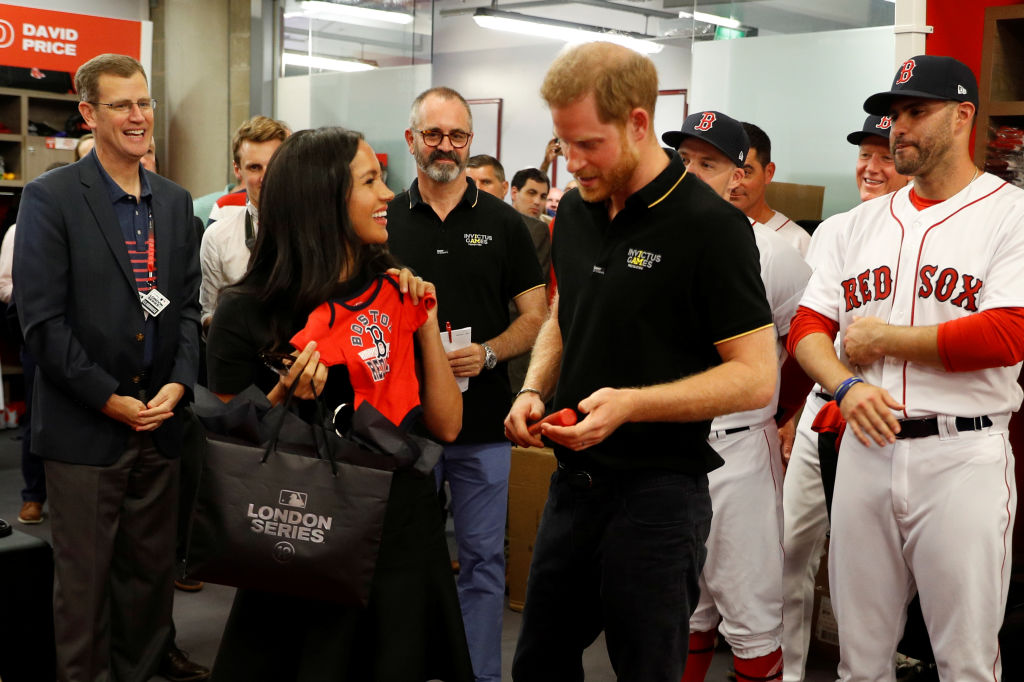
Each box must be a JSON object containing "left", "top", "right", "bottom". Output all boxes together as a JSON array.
[
  {"left": 776, "top": 352, "right": 816, "bottom": 425},
  {"left": 937, "top": 307, "right": 1024, "bottom": 372},
  {"left": 785, "top": 306, "right": 840, "bottom": 358}
]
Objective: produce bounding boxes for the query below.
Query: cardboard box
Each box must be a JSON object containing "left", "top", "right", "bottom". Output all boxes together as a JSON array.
[
  {"left": 808, "top": 536, "right": 841, "bottom": 665},
  {"left": 507, "top": 446, "right": 557, "bottom": 611},
  {"left": 765, "top": 181, "right": 825, "bottom": 222}
]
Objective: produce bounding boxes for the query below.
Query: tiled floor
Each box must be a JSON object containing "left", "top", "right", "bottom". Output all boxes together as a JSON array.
[{"left": 1, "top": 426, "right": 839, "bottom": 680}]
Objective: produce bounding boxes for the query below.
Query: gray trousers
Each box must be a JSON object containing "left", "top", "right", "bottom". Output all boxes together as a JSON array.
[{"left": 45, "top": 433, "right": 179, "bottom": 682}]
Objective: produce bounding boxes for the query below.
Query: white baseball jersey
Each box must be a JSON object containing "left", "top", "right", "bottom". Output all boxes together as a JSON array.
[
  {"left": 759, "top": 210, "right": 810, "bottom": 257},
  {"left": 711, "top": 224, "right": 810, "bottom": 432},
  {"left": 799, "top": 173, "right": 1024, "bottom": 418}
]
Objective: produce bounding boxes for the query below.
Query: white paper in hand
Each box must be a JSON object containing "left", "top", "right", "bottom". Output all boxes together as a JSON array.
[{"left": 441, "top": 326, "right": 472, "bottom": 392}]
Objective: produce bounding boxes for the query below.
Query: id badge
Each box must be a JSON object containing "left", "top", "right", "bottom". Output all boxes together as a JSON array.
[{"left": 140, "top": 288, "right": 170, "bottom": 318}]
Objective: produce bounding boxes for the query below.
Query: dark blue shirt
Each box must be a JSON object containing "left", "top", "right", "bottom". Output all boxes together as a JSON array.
[{"left": 91, "top": 150, "right": 156, "bottom": 368}]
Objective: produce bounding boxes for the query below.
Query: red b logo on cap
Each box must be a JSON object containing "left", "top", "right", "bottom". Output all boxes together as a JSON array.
[
  {"left": 876, "top": 116, "right": 892, "bottom": 130},
  {"left": 694, "top": 113, "right": 716, "bottom": 131},
  {"left": 896, "top": 59, "right": 916, "bottom": 84}
]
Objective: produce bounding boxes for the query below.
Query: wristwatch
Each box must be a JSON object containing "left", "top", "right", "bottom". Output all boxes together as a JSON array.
[{"left": 482, "top": 343, "right": 497, "bottom": 370}]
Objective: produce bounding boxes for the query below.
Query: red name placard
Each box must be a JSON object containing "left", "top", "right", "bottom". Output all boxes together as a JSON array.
[{"left": 0, "top": 3, "right": 144, "bottom": 74}]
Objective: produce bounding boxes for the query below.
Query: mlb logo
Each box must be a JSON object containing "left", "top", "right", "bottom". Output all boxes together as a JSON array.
[{"left": 279, "top": 490, "right": 308, "bottom": 509}]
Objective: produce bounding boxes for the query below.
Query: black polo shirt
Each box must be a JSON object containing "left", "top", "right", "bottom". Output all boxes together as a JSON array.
[
  {"left": 552, "top": 150, "right": 772, "bottom": 474},
  {"left": 387, "top": 177, "right": 545, "bottom": 444}
]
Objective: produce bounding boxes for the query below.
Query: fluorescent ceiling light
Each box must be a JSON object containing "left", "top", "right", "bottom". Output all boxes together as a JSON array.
[
  {"left": 283, "top": 52, "right": 378, "bottom": 72},
  {"left": 472, "top": 8, "right": 663, "bottom": 54},
  {"left": 678, "top": 10, "right": 741, "bottom": 30},
  {"left": 285, "top": 0, "right": 413, "bottom": 25}
]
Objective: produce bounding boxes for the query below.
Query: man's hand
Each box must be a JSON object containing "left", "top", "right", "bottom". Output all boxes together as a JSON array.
[
  {"left": 542, "top": 387, "right": 635, "bottom": 451},
  {"left": 839, "top": 381, "right": 903, "bottom": 446},
  {"left": 778, "top": 417, "right": 796, "bottom": 469},
  {"left": 844, "top": 316, "right": 888, "bottom": 366},
  {"left": 448, "top": 343, "right": 486, "bottom": 377},
  {"left": 504, "top": 393, "right": 546, "bottom": 448},
  {"left": 135, "top": 382, "right": 187, "bottom": 430},
  {"left": 101, "top": 393, "right": 150, "bottom": 429}
]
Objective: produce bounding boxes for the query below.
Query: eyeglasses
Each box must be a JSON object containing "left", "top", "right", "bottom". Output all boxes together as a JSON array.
[
  {"left": 415, "top": 129, "right": 472, "bottom": 148},
  {"left": 88, "top": 99, "right": 158, "bottom": 114}
]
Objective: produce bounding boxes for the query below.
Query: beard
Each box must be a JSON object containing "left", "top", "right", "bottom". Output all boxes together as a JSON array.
[
  {"left": 892, "top": 108, "right": 954, "bottom": 176},
  {"left": 415, "top": 145, "right": 466, "bottom": 183},
  {"left": 576, "top": 137, "right": 640, "bottom": 203}
]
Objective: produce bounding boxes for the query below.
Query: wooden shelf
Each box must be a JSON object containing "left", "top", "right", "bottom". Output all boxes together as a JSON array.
[
  {"left": 0, "top": 86, "right": 81, "bottom": 188},
  {"left": 975, "top": 4, "right": 1024, "bottom": 167}
]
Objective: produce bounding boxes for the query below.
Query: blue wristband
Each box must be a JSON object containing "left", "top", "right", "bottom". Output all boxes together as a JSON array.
[{"left": 834, "top": 377, "right": 864, "bottom": 407}]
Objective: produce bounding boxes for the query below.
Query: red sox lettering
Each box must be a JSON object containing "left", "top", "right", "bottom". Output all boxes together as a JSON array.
[{"left": 841, "top": 265, "right": 982, "bottom": 312}]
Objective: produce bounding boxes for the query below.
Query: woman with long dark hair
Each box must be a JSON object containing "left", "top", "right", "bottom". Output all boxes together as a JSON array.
[{"left": 205, "top": 126, "right": 472, "bottom": 681}]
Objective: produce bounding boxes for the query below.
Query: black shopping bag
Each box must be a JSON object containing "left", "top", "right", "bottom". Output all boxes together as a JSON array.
[{"left": 182, "top": 384, "right": 417, "bottom": 606}]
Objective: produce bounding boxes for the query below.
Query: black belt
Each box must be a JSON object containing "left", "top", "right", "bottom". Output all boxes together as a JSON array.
[
  {"left": 722, "top": 425, "right": 750, "bottom": 435},
  {"left": 815, "top": 391, "right": 834, "bottom": 402},
  {"left": 557, "top": 461, "right": 600, "bottom": 490},
  {"left": 895, "top": 416, "right": 992, "bottom": 439}
]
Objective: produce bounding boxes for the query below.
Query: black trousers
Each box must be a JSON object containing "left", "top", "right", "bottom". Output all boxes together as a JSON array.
[
  {"left": 45, "top": 434, "right": 179, "bottom": 682},
  {"left": 512, "top": 466, "right": 713, "bottom": 682}
]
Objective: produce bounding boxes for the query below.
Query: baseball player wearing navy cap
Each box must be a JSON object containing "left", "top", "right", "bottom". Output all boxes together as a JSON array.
[
  {"left": 665, "top": 110, "right": 811, "bottom": 682},
  {"left": 788, "top": 55, "right": 1024, "bottom": 681},
  {"left": 780, "top": 113, "right": 909, "bottom": 681}
]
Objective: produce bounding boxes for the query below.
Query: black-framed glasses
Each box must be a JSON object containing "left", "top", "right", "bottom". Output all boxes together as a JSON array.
[
  {"left": 87, "top": 99, "right": 158, "bottom": 114},
  {"left": 415, "top": 128, "right": 472, "bottom": 148}
]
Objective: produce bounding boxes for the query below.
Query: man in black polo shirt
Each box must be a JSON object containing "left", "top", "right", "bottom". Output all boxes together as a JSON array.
[
  {"left": 387, "top": 86, "right": 547, "bottom": 682},
  {"left": 504, "top": 43, "right": 777, "bottom": 682}
]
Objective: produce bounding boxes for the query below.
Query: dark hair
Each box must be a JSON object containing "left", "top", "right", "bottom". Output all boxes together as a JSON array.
[
  {"left": 467, "top": 154, "right": 505, "bottom": 183},
  {"left": 233, "top": 126, "right": 397, "bottom": 346},
  {"left": 510, "top": 167, "right": 550, "bottom": 192},
  {"left": 741, "top": 122, "right": 771, "bottom": 166}
]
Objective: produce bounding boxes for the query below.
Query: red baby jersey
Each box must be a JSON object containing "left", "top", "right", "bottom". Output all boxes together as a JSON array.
[{"left": 291, "top": 275, "right": 435, "bottom": 428}]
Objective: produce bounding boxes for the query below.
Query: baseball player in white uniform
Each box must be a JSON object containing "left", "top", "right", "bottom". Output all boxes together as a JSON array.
[
  {"left": 730, "top": 122, "right": 811, "bottom": 257},
  {"left": 781, "top": 115, "right": 910, "bottom": 681},
  {"left": 788, "top": 55, "right": 1024, "bottom": 681},
  {"left": 664, "top": 111, "right": 811, "bottom": 682}
]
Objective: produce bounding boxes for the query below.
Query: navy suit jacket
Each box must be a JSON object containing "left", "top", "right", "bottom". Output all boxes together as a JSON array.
[{"left": 13, "top": 155, "right": 201, "bottom": 466}]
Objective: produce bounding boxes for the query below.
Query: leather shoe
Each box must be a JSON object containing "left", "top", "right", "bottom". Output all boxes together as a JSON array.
[
  {"left": 17, "top": 501, "right": 43, "bottom": 524},
  {"left": 160, "top": 644, "right": 210, "bottom": 681}
]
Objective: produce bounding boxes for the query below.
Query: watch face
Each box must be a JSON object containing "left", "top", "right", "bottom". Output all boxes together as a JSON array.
[{"left": 484, "top": 345, "right": 497, "bottom": 369}]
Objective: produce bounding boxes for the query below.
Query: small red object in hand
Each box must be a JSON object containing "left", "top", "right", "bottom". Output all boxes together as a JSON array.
[{"left": 528, "top": 408, "right": 578, "bottom": 436}]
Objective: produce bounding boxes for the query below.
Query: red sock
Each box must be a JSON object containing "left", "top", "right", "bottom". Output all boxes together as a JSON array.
[
  {"left": 680, "top": 630, "right": 717, "bottom": 682},
  {"left": 734, "top": 647, "right": 783, "bottom": 681}
]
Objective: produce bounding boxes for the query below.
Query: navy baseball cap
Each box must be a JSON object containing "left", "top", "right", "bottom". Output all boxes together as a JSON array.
[
  {"left": 864, "top": 55, "right": 978, "bottom": 115},
  {"left": 847, "top": 115, "right": 894, "bottom": 145},
  {"left": 662, "top": 111, "right": 750, "bottom": 168}
]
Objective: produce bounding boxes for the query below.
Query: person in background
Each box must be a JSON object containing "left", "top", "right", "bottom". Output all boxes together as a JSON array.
[
  {"left": 388, "top": 87, "right": 547, "bottom": 682},
  {"left": 731, "top": 122, "right": 810, "bottom": 256},
  {"left": 199, "top": 116, "right": 290, "bottom": 328},
  {"left": 509, "top": 167, "right": 550, "bottom": 221},
  {"left": 74, "top": 133, "right": 94, "bottom": 160},
  {"left": 206, "top": 126, "right": 473, "bottom": 682}
]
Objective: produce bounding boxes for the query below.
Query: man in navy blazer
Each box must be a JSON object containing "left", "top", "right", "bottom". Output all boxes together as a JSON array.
[{"left": 14, "top": 54, "right": 200, "bottom": 682}]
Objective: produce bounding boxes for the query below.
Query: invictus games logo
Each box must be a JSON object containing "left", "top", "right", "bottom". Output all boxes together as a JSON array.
[
  {"left": 626, "top": 248, "right": 662, "bottom": 271},
  {"left": 464, "top": 233, "right": 493, "bottom": 246},
  {"left": 273, "top": 542, "right": 296, "bottom": 563}
]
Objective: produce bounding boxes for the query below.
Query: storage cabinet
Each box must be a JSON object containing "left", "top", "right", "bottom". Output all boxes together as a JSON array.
[
  {"left": 974, "top": 4, "right": 1024, "bottom": 177},
  {"left": 0, "top": 86, "right": 81, "bottom": 188}
]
